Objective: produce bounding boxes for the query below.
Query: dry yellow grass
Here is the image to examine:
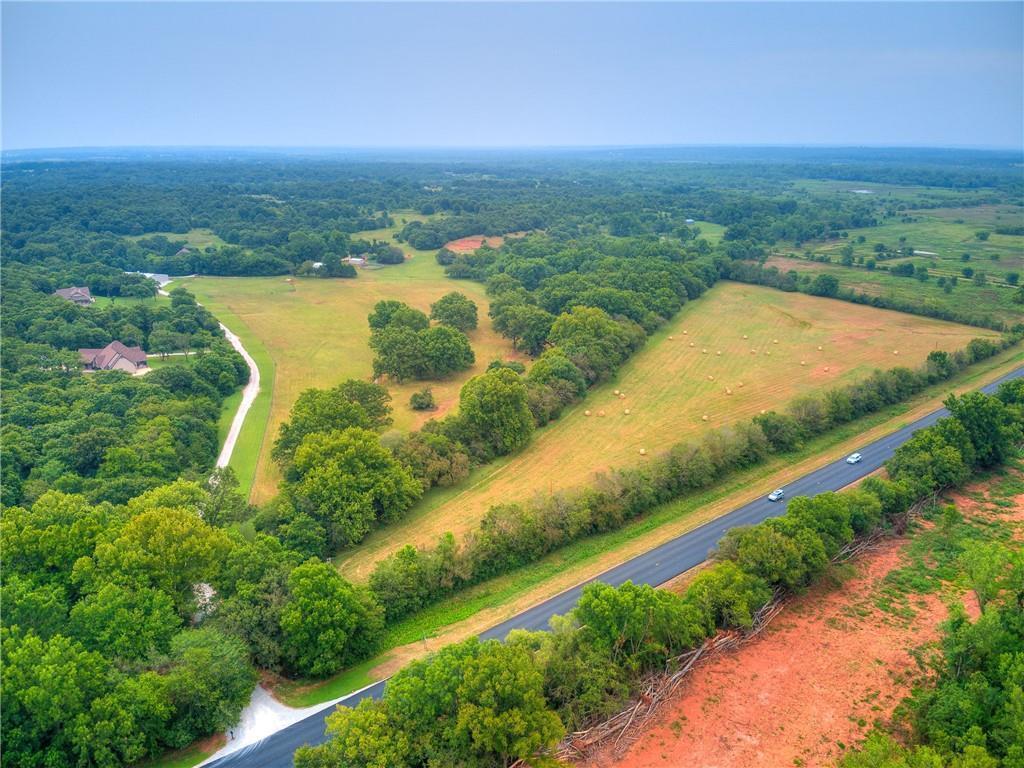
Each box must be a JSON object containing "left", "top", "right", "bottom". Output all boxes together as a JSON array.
[
  {"left": 277, "top": 348, "right": 1022, "bottom": 708},
  {"left": 337, "top": 282, "right": 997, "bottom": 580},
  {"left": 186, "top": 250, "right": 524, "bottom": 503}
]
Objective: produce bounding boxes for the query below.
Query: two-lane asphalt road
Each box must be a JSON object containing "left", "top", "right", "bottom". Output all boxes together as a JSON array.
[{"left": 206, "top": 366, "right": 1023, "bottom": 768}]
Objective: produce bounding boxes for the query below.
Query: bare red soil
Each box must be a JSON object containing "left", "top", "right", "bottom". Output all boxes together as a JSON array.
[
  {"left": 588, "top": 539, "right": 943, "bottom": 768},
  {"left": 587, "top": 472, "right": 1024, "bottom": 768},
  {"left": 444, "top": 235, "right": 505, "bottom": 253}
]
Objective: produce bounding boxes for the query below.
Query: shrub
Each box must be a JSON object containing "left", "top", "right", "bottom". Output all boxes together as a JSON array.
[{"left": 409, "top": 388, "right": 435, "bottom": 411}]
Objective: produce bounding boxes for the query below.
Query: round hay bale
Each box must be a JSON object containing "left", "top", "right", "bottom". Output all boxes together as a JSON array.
[
  {"left": 726, "top": 388, "right": 733, "bottom": 395},
  {"left": 702, "top": 348, "right": 708, "bottom": 354},
  {"left": 584, "top": 410, "right": 592, "bottom": 416},
  {"left": 701, "top": 414, "right": 709, "bottom": 422},
  {"left": 760, "top": 409, "right": 767, "bottom": 415},
  {"left": 668, "top": 335, "right": 674, "bottom": 340},
  {"left": 598, "top": 410, "right": 606, "bottom": 417},
  {"left": 893, "top": 349, "right": 899, "bottom": 355},
  {"left": 738, "top": 381, "right": 745, "bottom": 387},
  {"left": 689, "top": 342, "right": 695, "bottom": 348},
  {"left": 683, "top": 330, "right": 688, "bottom": 335},
  {"left": 742, "top": 334, "right": 748, "bottom": 339},
  {"left": 773, "top": 339, "right": 779, "bottom": 344},
  {"left": 613, "top": 389, "right": 620, "bottom": 396},
  {"left": 639, "top": 448, "right": 647, "bottom": 456},
  {"left": 750, "top": 349, "right": 757, "bottom": 354},
  {"left": 716, "top": 350, "right": 722, "bottom": 356},
  {"left": 824, "top": 366, "right": 830, "bottom": 372},
  {"left": 800, "top": 360, "right": 807, "bottom": 366},
  {"left": 707, "top": 374, "right": 715, "bottom": 381},
  {"left": 624, "top": 408, "right": 631, "bottom": 415},
  {"left": 765, "top": 350, "right": 771, "bottom": 356},
  {"left": 619, "top": 392, "right": 626, "bottom": 399}
]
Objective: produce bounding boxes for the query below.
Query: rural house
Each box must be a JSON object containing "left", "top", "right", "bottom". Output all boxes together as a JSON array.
[
  {"left": 79, "top": 341, "right": 148, "bottom": 372},
  {"left": 53, "top": 286, "right": 95, "bottom": 305}
]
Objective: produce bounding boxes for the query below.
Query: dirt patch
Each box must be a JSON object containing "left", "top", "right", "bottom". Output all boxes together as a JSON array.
[
  {"left": 591, "top": 469, "right": 1024, "bottom": 768},
  {"left": 590, "top": 537, "right": 945, "bottom": 768},
  {"left": 946, "top": 471, "right": 1024, "bottom": 537},
  {"left": 444, "top": 235, "right": 505, "bottom": 253}
]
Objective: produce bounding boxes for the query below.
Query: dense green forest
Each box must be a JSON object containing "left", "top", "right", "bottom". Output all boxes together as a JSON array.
[
  {"left": 1, "top": 148, "right": 1021, "bottom": 767},
  {"left": 4, "top": 147, "right": 1021, "bottom": 278}
]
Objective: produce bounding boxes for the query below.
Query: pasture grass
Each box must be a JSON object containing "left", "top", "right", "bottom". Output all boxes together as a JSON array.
[
  {"left": 763, "top": 255, "right": 1020, "bottom": 327},
  {"left": 184, "top": 212, "right": 522, "bottom": 503},
  {"left": 196, "top": 300, "right": 275, "bottom": 500},
  {"left": 90, "top": 294, "right": 168, "bottom": 308},
  {"left": 691, "top": 220, "right": 726, "bottom": 245},
  {"left": 337, "top": 282, "right": 998, "bottom": 580},
  {"left": 805, "top": 215, "right": 1023, "bottom": 271},
  {"left": 766, "top": 198, "right": 1023, "bottom": 326},
  {"left": 127, "top": 227, "right": 227, "bottom": 249},
  {"left": 284, "top": 348, "right": 1023, "bottom": 706}
]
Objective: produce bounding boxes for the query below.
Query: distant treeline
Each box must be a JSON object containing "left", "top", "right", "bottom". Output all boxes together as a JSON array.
[{"left": 7, "top": 150, "right": 1018, "bottom": 279}]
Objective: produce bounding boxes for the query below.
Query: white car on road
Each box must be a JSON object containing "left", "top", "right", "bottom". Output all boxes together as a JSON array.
[
  {"left": 846, "top": 452, "right": 863, "bottom": 464},
  {"left": 767, "top": 488, "right": 785, "bottom": 502}
]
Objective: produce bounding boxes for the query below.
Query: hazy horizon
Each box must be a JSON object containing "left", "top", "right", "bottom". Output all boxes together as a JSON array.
[{"left": 3, "top": 2, "right": 1023, "bottom": 151}]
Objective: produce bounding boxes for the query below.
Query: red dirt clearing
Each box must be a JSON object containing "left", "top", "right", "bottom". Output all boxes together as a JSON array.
[
  {"left": 589, "top": 470, "right": 1024, "bottom": 768},
  {"left": 589, "top": 538, "right": 946, "bottom": 768},
  {"left": 444, "top": 235, "right": 505, "bottom": 253}
]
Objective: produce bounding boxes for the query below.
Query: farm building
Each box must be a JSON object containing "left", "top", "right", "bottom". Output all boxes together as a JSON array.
[
  {"left": 53, "top": 286, "right": 95, "bottom": 306},
  {"left": 345, "top": 256, "right": 367, "bottom": 266},
  {"left": 79, "top": 341, "right": 148, "bottom": 372}
]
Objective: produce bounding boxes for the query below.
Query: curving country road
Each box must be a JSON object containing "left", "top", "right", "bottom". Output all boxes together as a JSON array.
[
  {"left": 205, "top": 365, "right": 1023, "bottom": 768},
  {"left": 163, "top": 278, "right": 261, "bottom": 470},
  {"left": 216, "top": 321, "right": 261, "bottom": 469}
]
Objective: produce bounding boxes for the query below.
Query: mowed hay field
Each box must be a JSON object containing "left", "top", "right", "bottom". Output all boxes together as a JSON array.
[
  {"left": 337, "top": 282, "right": 997, "bottom": 580},
  {"left": 185, "top": 240, "right": 524, "bottom": 504}
]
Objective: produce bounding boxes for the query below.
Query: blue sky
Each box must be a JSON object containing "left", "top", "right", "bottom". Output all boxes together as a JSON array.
[{"left": 2, "top": 2, "right": 1021, "bottom": 150}]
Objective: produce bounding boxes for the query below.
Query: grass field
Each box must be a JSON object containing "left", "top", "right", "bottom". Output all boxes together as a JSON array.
[
  {"left": 277, "top": 347, "right": 1022, "bottom": 707},
  {"left": 798, "top": 213, "right": 1024, "bottom": 272},
  {"left": 691, "top": 220, "right": 726, "bottom": 245},
  {"left": 789, "top": 179, "right": 1007, "bottom": 208},
  {"left": 184, "top": 214, "right": 522, "bottom": 503},
  {"left": 127, "top": 227, "right": 227, "bottom": 249},
  {"left": 91, "top": 294, "right": 168, "bottom": 308},
  {"left": 765, "top": 199, "right": 1023, "bottom": 326},
  {"left": 337, "top": 282, "right": 998, "bottom": 580}
]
